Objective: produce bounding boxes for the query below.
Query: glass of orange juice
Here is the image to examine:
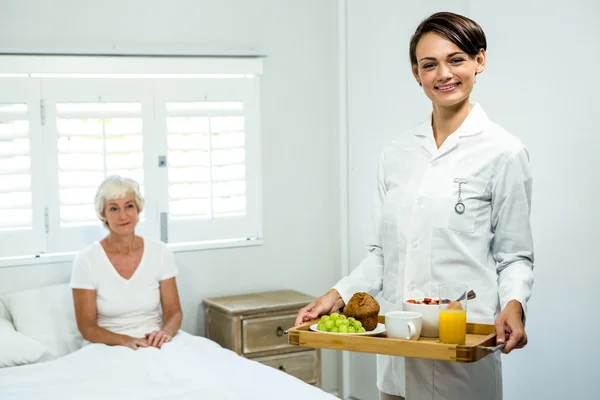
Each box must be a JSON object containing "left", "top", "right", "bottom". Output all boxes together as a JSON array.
[{"left": 438, "top": 284, "right": 467, "bottom": 345}]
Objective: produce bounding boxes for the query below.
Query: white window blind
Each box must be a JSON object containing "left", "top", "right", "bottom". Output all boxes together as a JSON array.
[
  {"left": 0, "top": 79, "right": 45, "bottom": 258},
  {"left": 155, "top": 80, "right": 261, "bottom": 244},
  {"left": 55, "top": 102, "right": 144, "bottom": 225},
  {"left": 0, "top": 103, "right": 32, "bottom": 229},
  {"left": 42, "top": 80, "right": 155, "bottom": 253},
  {"left": 166, "top": 102, "right": 246, "bottom": 219}
]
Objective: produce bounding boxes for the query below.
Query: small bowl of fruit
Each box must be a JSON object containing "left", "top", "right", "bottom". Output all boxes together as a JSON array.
[{"left": 402, "top": 297, "right": 448, "bottom": 338}]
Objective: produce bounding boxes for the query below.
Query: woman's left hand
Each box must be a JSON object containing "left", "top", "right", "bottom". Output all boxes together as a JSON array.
[
  {"left": 494, "top": 300, "right": 528, "bottom": 354},
  {"left": 145, "top": 329, "right": 173, "bottom": 348}
]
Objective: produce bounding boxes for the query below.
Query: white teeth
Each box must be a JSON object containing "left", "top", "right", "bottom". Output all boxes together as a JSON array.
[{"left": 438, "top": 84, "right": 458, "bottom": 90}]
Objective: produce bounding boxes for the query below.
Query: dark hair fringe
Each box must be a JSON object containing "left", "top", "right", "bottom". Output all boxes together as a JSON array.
[{"left": 409, "top": 12, "right": 487, "bottom": 66}]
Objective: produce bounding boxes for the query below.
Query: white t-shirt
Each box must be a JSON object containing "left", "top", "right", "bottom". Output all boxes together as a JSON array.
[{"left": 69, "top": 237, "right": 178, "bottom": 338}]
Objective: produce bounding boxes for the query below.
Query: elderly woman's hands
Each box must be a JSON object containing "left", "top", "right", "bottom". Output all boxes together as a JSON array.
[
  {"left": 145, "top": 329, "right": 174, "bottom": 348},
  {"left": 120, "top": 331, "right": 174, "bottom": 350},
  {"left": 123, "top": 336, "right": 149, "bottom": 350}
]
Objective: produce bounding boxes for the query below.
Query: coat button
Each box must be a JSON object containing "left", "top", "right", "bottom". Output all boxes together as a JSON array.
[{"left": 412, "top": 241, "right": 419, "bottom": 249}]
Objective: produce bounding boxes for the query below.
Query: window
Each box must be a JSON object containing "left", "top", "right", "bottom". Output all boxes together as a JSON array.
[{"left": 0, "top": 56, "right": 263, "bottom": 258}]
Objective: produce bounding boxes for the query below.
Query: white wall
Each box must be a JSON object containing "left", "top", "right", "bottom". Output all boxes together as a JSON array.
[
  {"left": 346, "top": 1, "right": 600, "bottom": 399},
  {"left": 468, "top": 1, "right": 600, "bottom": 398},
  {"left": 0, "top": 0, "right": 342, "bottom": 393}
]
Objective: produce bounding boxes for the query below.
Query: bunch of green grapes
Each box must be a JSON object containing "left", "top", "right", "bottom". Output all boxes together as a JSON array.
[{"left": 316, "top": 313, "right": 366, "bottom": 333}]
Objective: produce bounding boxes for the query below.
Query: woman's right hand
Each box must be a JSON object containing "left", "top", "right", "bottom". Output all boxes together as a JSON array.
[
  {"left": 295, "top": 289, "right": 345, "bottom": 326},
  {"left": 124, "top": 336, "right": 149, "bottom": 350}
]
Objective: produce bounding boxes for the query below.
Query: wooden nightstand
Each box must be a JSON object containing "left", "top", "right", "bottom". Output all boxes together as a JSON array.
[{"left": 203, "top": 290, "right": 321, "bottom": 387}]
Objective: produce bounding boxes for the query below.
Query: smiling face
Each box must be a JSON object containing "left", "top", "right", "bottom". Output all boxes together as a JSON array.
[
  {"left": 102, "top": 192, "right": 139, "bottom": 235},
  {"left": 412, "top": 32, "right": 486, "bottom": 108}
]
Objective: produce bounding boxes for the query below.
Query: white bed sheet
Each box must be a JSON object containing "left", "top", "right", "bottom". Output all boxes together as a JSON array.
[{"left": 0, "top": 331, "right": 337, "bottom": 400}]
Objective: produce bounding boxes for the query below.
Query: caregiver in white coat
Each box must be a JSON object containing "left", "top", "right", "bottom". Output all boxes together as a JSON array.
[{"left": 295, "top": 12, "right": 533, "bottom": 400}]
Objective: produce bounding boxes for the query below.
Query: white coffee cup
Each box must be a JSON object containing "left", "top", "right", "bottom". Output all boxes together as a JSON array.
[{"left": 385, "top": 311, "right": 422, "bottom": 340}]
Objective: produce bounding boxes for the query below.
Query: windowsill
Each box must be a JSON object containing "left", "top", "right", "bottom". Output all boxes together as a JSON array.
[
  {"left": 168, "top": 238, "right": 263, "bottom": 253},
  {"left": 0, "top": 238, "right": 264, "bottom": 269}
]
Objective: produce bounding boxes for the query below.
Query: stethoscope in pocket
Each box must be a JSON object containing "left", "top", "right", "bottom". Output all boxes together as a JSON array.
[{"left": 453, "top": 178, "right": 467, "bottom": 214}]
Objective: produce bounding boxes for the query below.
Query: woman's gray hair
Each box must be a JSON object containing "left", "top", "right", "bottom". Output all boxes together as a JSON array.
[{"left": 95, "top": 175, "right": 145, "bottom": 227}]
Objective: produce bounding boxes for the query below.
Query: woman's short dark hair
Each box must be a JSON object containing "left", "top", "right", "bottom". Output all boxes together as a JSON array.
[{"left": 409, "top": 12, "right": 487, "bottom": 66}]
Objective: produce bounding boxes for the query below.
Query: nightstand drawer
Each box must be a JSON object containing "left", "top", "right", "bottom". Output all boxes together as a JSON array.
[
  {"left": 242, "top": 313, "right": 297, "bottom": 354},
  {"left": 253, "top": 350, "right": 320, "bottom": 384},
  {"left": 203, "top": 290, "right": 320, "bottom": 386}
]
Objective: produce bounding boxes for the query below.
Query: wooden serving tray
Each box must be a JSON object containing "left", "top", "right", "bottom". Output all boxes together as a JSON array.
[{"left": 287, "top": 316, "right": 500, "bottom": 363}]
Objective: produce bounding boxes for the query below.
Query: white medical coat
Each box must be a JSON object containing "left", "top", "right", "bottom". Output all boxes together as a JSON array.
[{"left": 333, "top": 104, "right": 534, "bottom": 400}]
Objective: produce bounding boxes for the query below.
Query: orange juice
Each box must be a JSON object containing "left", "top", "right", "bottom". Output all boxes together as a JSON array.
[{"left": 439, "top": 309, "right": 466, "bottom": 344}]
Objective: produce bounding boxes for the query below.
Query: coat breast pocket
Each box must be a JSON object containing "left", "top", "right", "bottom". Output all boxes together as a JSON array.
[{"left": 434, "top": 176, "right": 490, "bottom": 233}]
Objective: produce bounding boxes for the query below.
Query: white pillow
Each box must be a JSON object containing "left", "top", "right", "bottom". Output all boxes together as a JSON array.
[
  {"left": 2, "top": 283, "right": 84, "bottom": 358},
  {"left": 0, "top": 298, "right": 10, "bottom": 322},
  {"left": 0, "top": 319, "right": 50, "bottom": 368}
]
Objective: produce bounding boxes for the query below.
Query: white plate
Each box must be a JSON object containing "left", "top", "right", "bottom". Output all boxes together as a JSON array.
[{"left": 309, "top": 323, "right": 386, "bottom": 336}]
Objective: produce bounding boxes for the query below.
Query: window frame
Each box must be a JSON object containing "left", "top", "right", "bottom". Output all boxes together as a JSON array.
[{"left": 0, "top": 55, "right": 264, "bottom": 260}]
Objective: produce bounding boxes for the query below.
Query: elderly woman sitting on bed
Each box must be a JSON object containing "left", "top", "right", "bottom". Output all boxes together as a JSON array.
[{"left": 71, "top": 175, "right": 182, "bottom": 350}]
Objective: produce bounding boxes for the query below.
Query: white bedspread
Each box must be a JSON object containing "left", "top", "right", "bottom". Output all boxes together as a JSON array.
[{"left": 0, "top": 331, "right": 337, "bottom": 400}]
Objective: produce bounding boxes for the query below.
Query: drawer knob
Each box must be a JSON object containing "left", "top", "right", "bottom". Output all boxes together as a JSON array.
[
  {"left": 278, "top": 365, "right": 286, "bottom": 372},
  {"left": 276, "top": 326, "right": 284, "bottom": 337}
]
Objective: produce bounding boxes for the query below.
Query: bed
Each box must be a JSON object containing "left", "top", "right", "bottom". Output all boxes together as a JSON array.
[{"left": 0, "top": 283, "right": 337, "bottom": 400}]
